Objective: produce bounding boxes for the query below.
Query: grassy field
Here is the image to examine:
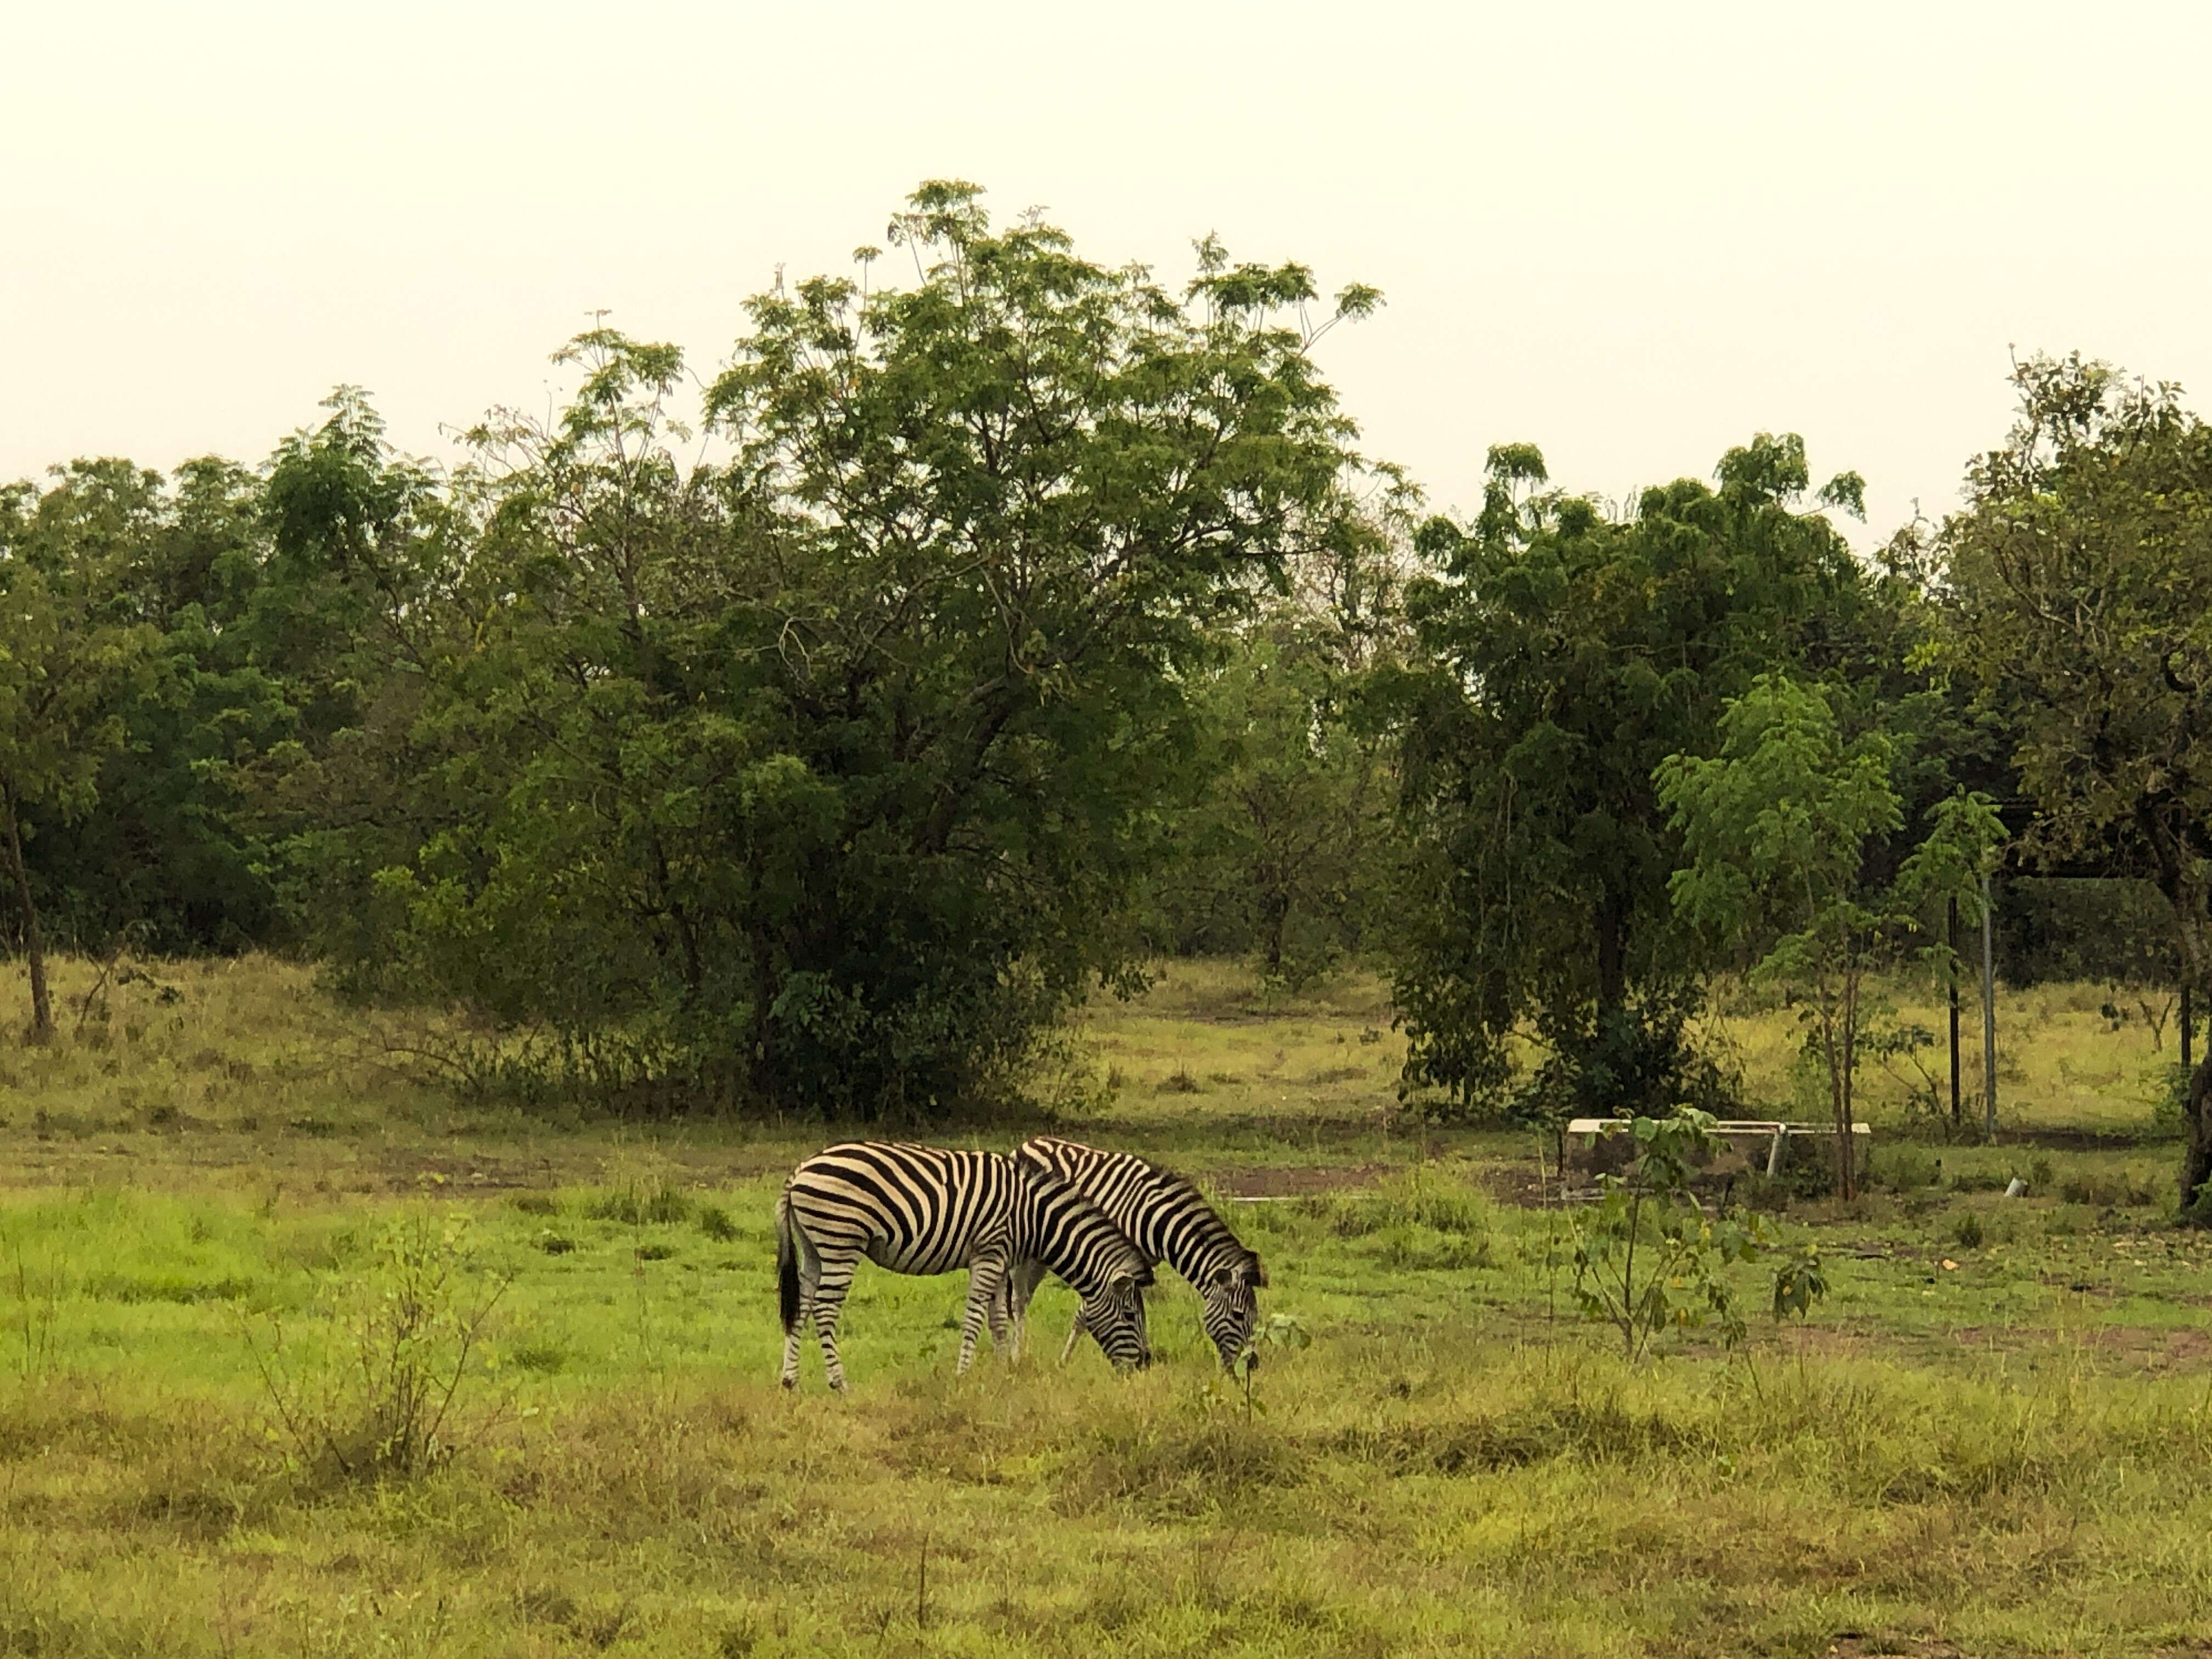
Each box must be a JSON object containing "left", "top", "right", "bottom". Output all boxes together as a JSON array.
[{"left": 3, "top": 954, "right": 2210, "bottom": 1657}]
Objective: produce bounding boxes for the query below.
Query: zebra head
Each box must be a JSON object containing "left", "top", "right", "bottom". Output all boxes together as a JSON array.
[
  {"left": 1076, "top": 1261, "right": 1155, "bottom": 1371},
  {"left": 1017, "top": 1164, "right": 1156, "bottom": 1371},
  {"left": 1200, "top": 1251, "right": 1267, "bottom": 1370}
]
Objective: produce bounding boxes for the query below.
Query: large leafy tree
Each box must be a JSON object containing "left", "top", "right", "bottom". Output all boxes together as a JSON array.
[
  {"left": 1660, "top": 674, "right": 2003, "bottom": 1197},
  {"left": 1149, "top": 507, "right": 1410, "bottom": 984},
  {"left": 361, "top": 183, "right": 1380, "bottom": 1115},
  {"left": 0, "top": 472, "right": 163, "bottom": 1034},
  {"left": 1943, "top": 354, "right": 2212, "bottom": 1212},
  {"left": 9, "top": 458, "right": 300, "bottom": 951},
  {"left": 1387, "top": 436, "right": 1868, "bottom": 1119}
]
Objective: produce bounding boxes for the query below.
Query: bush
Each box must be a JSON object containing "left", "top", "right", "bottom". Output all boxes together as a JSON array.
[
  {"left": 585, "top": 1180, "right": 693, "bottom": 1227},
  {"left": 242, "top": 1212, "right": 512, "bottom": 1483},
  {"left": 1875, "top": 1146, "right": 1943, "bottom": 1192}
]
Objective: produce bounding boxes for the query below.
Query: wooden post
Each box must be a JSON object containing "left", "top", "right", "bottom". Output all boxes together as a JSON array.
[
  {"left": 1981, "top": 873, "right": 1997, "bottom": 1141},
  {"left": 1947, "top": 896, "right": 1962, "bottom": 1125}
]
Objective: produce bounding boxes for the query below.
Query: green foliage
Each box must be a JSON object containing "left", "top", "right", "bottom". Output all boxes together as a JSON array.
[
  {"left": 1943, "top": 353, "right": 2212, "bottom": 1214},
  {"left": 1204, "top": 1309, "right": 1312, "bottom": 1421},
  {"left": 1659, "top": 674, "right": 2002, "bottom": 1195},
  {"left": 1770, "top": 1243, "right": 1828, "bottom": 1322},
  {"left": 1569, "top": 1110, "right": 1765, "bottom": 1361},
  {"left": 0, "top": 469, "right": 166, "bottom": 1032},
  {"left": 1503, "top": 980, "right": 1740, "bottom": 1134},
  {"left": 332, "top": 185, "right": 1379, "bottom": 1117},
  {"left": 242, "top": 1211, "right": 512, "bottom": 1483},
  {"left": 1389, "top": 436, "right": 1866, "bottom": 1118},
  {"left": 1145, "top": 574, "right": 1406, "bottom": 988}
]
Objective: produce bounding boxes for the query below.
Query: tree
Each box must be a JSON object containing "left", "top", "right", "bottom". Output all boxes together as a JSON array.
[
  {"left": 356, "top": 183, "right": 1381, "bottom": 1115},
  {"left": 1147, "top": 510, "right": 1410, "bottom": 984},
  {"left": 0, "top": 474, "right": 162, "bottom": 1035},
  {"left": 1942, "top": 354, "right": 2212, "bottom": 1214},
  {"left": 1658, "top": 674, "right": 2003, "bottom": 1197},
  {"left": 1387, "top": 436, "right": 1867, "bottom": 1121}
]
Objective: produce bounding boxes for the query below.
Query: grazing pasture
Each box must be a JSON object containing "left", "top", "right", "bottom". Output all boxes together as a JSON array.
[{"left": 3, "top": 956, "right": 2210, "bottom": 1656}]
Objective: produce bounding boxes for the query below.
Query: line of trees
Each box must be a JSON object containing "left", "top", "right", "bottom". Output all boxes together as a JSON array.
[{"left": 5, "top": 186, "right": 2211, "bottom": 1212}]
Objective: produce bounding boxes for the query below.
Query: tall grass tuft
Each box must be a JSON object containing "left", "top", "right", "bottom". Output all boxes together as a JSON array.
[{"left": 242, "top": 1211, "right": 512, "bottom": 1484}]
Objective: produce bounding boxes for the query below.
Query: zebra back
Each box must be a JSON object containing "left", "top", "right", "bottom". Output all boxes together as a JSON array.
[{"left": 784, "top": 1141, "right": 1012, "bottom": 1277}]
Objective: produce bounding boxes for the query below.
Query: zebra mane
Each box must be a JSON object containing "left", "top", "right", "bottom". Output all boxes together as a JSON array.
[{"left": 1011, "top": 1159, "right": 1155, "bottom": 1281}]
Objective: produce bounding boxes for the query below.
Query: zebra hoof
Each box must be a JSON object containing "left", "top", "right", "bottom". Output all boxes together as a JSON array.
[{"left": 780, "top": 1376, "right": 796, "bottom": 1391}]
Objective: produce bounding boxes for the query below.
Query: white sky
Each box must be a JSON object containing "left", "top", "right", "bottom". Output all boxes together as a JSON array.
[{"left": 5, "top": 1, "right": 2208, "bottom": 539}]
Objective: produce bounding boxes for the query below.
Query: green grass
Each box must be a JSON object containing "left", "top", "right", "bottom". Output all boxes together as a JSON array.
[{"left": 3, "top": 953, "right": 2210, "bottom": 1655}]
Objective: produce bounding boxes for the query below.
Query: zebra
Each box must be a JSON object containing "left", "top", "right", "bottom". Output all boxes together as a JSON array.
[
  {"left": 776, "top": 1141, "right": 1155, "bottom": 1390},
  {"left": 998, "top": 1136, "right": 1266, "bottom": 1370}
]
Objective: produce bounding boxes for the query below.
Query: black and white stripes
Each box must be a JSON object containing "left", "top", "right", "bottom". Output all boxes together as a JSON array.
[
  {"left": 1002, "top": 1135, "right": 1267, "bottom": 1371},
  {"left": 776, "top": 1141, "right": 1154, "bottom": 1390}
]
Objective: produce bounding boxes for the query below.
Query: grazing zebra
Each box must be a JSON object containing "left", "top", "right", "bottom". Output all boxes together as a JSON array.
[
  {"left": 776, "top": 1141, "right": 1154, "bottom": 1390},
  {"left": 1000, "top": 1136, "right": 1266, "bottom": 1370}
]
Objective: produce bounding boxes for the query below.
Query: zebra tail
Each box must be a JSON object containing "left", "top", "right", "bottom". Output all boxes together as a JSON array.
[{"left": 777, "top": 1194, "right": 800, "bottom": 1336}]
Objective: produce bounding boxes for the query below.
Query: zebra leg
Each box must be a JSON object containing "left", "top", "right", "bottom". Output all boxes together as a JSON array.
[
  {"left": 808, "top": 1246, "right": 860, "bottom": 1391},
  {"left": 781, "top": 1321, "right": 805, "bottom": 1389},
  {"left": 960, "top": 1252, "right": 1008, "bottom": 1375},
  {"left": 1058, "top": 1313, "right": 1086, "bottom": 1366},
  {"left": 1003, "top": 1259, "right": 1047, "bottom": 1362}
]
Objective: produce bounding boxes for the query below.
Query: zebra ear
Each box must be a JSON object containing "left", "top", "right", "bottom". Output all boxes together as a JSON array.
[
  {"left": 1120, "top": 1265, "right": 1156, "bottom": 1290},
  {"left": 1247, "top": 1255, "right": 1268, "bottom": 1289}
]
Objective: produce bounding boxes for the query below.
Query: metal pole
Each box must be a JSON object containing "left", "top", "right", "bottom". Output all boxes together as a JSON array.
[
  {"left": 1980, "top": 873, "right": 1997, "bottom": 1141},
  {"left": 1947, "top": 895, "right": 1962, "bottom": 1125}
]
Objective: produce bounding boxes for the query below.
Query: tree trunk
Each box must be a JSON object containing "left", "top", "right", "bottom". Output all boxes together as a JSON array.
[
  {"left": 1836, "top": 950, "right": 1859, "bottom": 1201},
  {"left": 2183, "top": 1050, "right": 2212, "bottom": 1220},
  {"left": 1594, "top": 888, "right": 1626, "bottom": 1015},
  {"left": 1946, "top": 897, "right": 1962, "bottom": 1125},
  {"left": 1, "top": 783, "right": 52, "bottom": 1041},
  {"left": 1260, "top": 887, "right": 1289, "bottom": 978}
]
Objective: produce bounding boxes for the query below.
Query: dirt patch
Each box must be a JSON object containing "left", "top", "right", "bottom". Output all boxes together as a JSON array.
[
  {"left": 375, "top": 1152, "right": 554, "bottom": 1192},
  {"left": 1215, "top": 1164, "right": 1392, "bottom": 1198},
  {"left": 1946, "top": 1324, "right": 2212, "bottom": 1368},
  {"left": 1823, "top": 1639, "right": 1967, "bottom": 1659},
  {"left": 1992, "top": 1126, "right": 2159, "bottom": 1151}
]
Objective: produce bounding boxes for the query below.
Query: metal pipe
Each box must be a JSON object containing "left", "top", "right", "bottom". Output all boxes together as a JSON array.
[
  {"left": 1948, "top": 895, "right": 1962, "bottom": 1124},
  {"left": 1981, "top": 873, "right": 1997, "bottom": 1141}
]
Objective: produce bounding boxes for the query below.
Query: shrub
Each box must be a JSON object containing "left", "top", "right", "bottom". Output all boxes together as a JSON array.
[
  {"left": 585, "top": 1180, "right": 693, "bottom": 1227},
  {"left": 242, "top": 1212, "right": 512, "bottom": 1483}
]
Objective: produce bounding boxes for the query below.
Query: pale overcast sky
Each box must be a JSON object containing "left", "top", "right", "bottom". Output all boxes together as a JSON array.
[{"left": 5, "top": 1, "right": 2207, "bottom": 539}]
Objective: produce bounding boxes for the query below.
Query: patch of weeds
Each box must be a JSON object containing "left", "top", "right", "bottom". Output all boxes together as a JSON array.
[
  {"left": 634, "top": 1243, "right": 677, "bottom": 1262},
  {"left": 1157, "top": 1067, "right": 1203, "bottom": 1095},
  {"left": 1950, "top": 1168, "right": 2011, "bottom": 1194},
  {"left": 511, "top": 1192, "right": 560, "bottom": 1217},
  {"left": 243, "top": 1211, "right": 514, "bottom": 1485},
  {"left": 697, "top": 1204, "right": 739, "bottom": 1242},
  {"left": 2057, "top": 1170, "right": 2160, "bottom": 1207},
  {"left": 585, "top": 1180, "right": 693, "bottom": 1227},
  {"left": 538, "top": 1234, "right": 578, "bottom": 1256},
  {"left": 1056, "top": 1417, "right": 1312, "bottom": 1517},
  {"left": 84, "top": 1272, "right": 255, "bottom": 1305},
  {"left": 508, "top": 1342, "right": 567, "bottom": 1376},
  {"left": 1374, "top": 1224, "right": 1493, "bottom": 1273},
  {"left": 1876, "top": 1146, "right": 1943, "bottom": 1191},
  {"left": 1953, "top": 1212, "right": 1987, "bottom": 1250}
]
